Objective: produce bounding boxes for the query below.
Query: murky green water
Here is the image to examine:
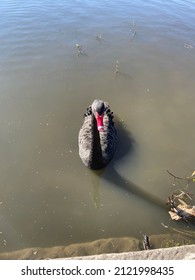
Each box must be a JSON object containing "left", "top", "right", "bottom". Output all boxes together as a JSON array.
[{"left": 0, "top": 0, "right": 195, "bottom": 253}]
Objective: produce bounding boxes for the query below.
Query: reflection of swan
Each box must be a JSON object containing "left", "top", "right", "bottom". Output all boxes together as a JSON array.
[
  {"left": 78, "top": 100, "right": 117, "bottom": 169},
  {"left": 88, "top": 169, "right": 103, "bottom": 209}
]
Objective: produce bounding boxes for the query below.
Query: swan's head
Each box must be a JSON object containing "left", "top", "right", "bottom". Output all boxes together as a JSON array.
[{"left": 91, "top": 99, "right": 105, "bottom": 132}]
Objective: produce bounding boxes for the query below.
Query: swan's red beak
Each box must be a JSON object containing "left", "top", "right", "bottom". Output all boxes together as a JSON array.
[{"left": 96, "top": 113, "right": 104, "bottom": 132}]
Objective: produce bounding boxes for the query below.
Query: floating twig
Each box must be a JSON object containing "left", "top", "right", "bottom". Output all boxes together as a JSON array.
[
  {"left": 184, "top": 43, "right": 193, "bottom": 49},
  {"left": 167, "top": 169, "right": 195, "bottom": 184},
  {"left": 75, "top": 43, "right": 83, "bottom": 56},
  {"left": 130, "top": 20, "right": 136, "bottom": 41},
  {"left": 166, "top": 170, "right": 189, "bottom": 181},
  {"left": 114, "top": 60, "right": 119, "bottom": 75},
  {"left": 161, "top": 223, "right": 195, "bottom": 238},
  {"left": 95, "top": 34, "right": 103, "bottom": 41}
]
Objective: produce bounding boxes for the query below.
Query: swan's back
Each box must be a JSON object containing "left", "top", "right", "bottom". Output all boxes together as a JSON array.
[
  {"left": 99, "top": 110, "right": 117, "bottom": 164},
  {"left": 78, "top": 100, "right": 117, "bottom": 169},
  {"left": 78, "top": 113, "right": 94, "bottom": 167}
]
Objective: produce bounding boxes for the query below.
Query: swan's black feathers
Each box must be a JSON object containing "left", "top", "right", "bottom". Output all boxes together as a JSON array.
[
  {"left": 78, "top": 100, "right": 117, "bottom": 169},
  {"left": 83, "top": 106, "right": 92, "bottom": 117}
]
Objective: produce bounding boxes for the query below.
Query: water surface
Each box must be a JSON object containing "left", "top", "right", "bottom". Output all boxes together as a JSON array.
[{"left": 0, "top": 0, "right": 195, "bottom": 253}]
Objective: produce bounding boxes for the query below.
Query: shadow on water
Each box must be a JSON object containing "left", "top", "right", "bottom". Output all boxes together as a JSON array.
[
  {"left": 102, "top": 167, "right": 166, "bottom": 209},
  {"left": 114, "top": 115, "right": 135, "bottom": 161},
  {"left": 91, "top": 118, "right": 167, "bottom": 210}
]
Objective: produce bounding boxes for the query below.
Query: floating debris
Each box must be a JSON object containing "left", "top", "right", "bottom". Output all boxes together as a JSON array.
[
  {"left": 161, "top": 223, "right": 195, "bottom": 238},
  {"left": 95, "top": 34, "right": 103, "bottom": 41},
  {"left": 75, "top": 43, "right": 83, "bottom": 56},
  {"left": 130, "top": 20, "right": 136, "bottom": 41},
  {"left": 166, "top": 170, "right": 195, "bottom": 223},
  {"left": 114, "top": 60, "right": 119, "bottom": 75},
  {"left": 188, "top": 170, "right": 195, "bottom": 182},
  {"left": 167, "top": 198, "right": 195, "bottom": 222},
  {"left": 161, "top": 222, "right": 168, "bottom": 228},
  {"left": 167, "top": 169, "right": 195, "bottom": 183},
  {"left": 184, "top": 43, "right": 193, "bottom": 49}
]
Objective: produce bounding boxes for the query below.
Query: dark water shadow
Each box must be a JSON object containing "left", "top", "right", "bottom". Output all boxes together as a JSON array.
[
  {"left": 91, "top": 120, "right": 166, "bottom": 211},
  {"left": 114, "top": 115, "right": 135, "bottom": 161},
  {"left": 88, "top": 118, "right": 135, "bottom": 208},
  {"left": 101, "top": 167, "right": 166, "bottom": 210}
]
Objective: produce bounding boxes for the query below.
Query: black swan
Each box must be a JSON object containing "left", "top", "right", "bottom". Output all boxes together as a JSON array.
[{"left": 78, "top": 99, "right": 117, "bottom": 169}]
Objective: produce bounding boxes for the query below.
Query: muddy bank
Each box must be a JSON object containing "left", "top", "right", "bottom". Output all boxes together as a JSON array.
[{"left": 0, "top": 233, "right": 194, "bottom": 260}]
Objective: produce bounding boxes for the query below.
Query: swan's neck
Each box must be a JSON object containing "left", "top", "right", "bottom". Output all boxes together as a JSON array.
[{"left": 90, "top": 115, "right": 103, "bottom": 169}]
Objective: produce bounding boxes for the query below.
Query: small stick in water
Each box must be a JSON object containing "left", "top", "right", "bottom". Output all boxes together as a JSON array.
[
  {"left": 115, "top": 60, "right": 119, "bottom": 75},
  {"left": 143, "top": 235, "right": 151, "bottom": 250},
  {"left": 95, "top": 34, "right": 103, "bottom": 41},
  {"left": 130, "top": 20, "right": 136, "bottom": 41},
  {"left": 75, "top": 44, "right": 83, "bottom": 56}
]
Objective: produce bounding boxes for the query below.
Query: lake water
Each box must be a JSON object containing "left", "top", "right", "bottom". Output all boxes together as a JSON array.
[{"left": 0, "top": 0, "right": 195, "bottom": 253}]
